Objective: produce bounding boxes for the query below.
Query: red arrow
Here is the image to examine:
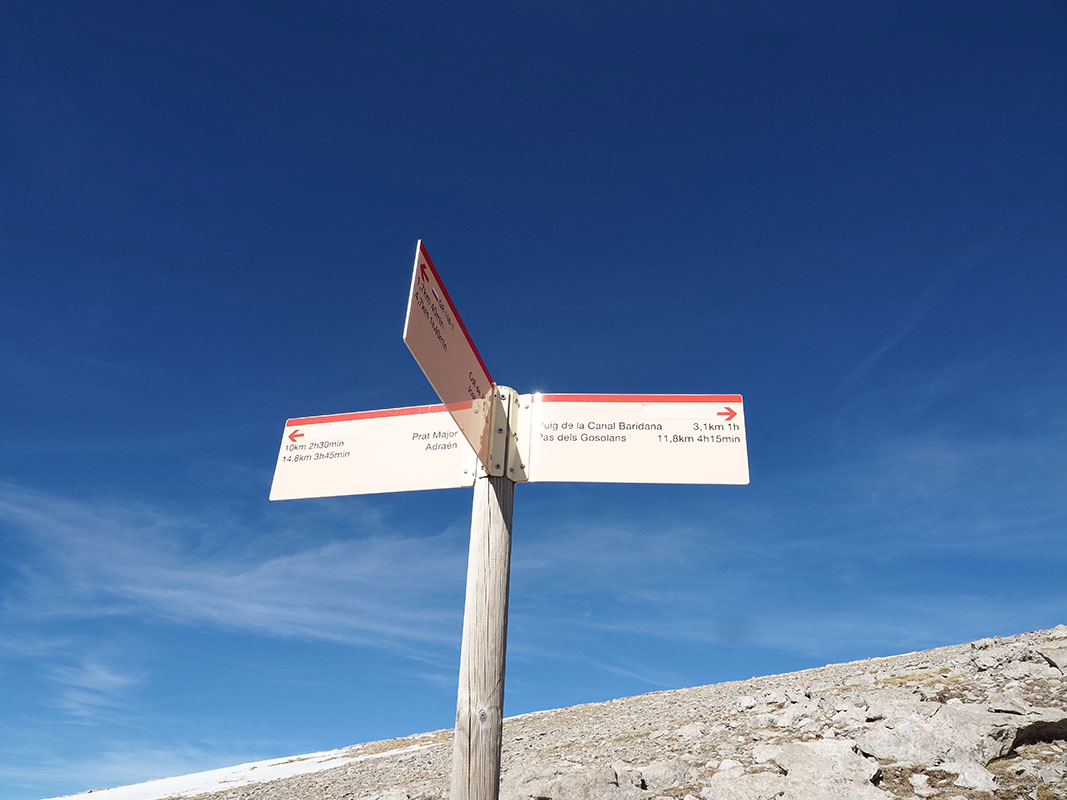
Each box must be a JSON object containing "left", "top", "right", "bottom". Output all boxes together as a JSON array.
[
  {"left": 419, "top": 263, "right": 429, "bottom": 282},
  {"left": 288, "top": 429, "right": 304, "bottom": 443},
  {"left": 717, "top": 407, "right": 737, "bottom": 422}
]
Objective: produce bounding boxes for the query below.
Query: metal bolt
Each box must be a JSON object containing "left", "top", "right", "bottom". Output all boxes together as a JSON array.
[{"left": 496, "top": 427, "right": 504, "bottom": 434}]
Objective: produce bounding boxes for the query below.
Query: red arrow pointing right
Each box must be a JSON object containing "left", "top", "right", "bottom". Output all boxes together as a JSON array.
[
  {"left": 419, "top": 263, "right": 429, "bottom": 282},
  {"left": 288, "top": 429, "right": 304, "bottom": 443},
  {"left": 717, "top": 407, "right": 737, "bottom": 422}
]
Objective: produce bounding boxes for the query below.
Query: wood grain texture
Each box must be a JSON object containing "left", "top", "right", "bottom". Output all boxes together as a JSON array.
[{"left": 450, "top": 473, "right": 515, "bottom": 800}]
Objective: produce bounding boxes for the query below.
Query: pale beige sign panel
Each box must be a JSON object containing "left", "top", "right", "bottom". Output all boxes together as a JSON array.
[
  {"left": 403, "top": 240, "right": 495, "bottom": 469},
  {"left": 269, "top": 404, "right": 478, "bottom": 500},
  {"left": 523, "top": 394, "right": 749, "bottom": 485}
]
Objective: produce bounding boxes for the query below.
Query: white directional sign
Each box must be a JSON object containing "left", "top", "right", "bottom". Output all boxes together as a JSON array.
[
  {"left": 269, "top": 404, "right": 478, "bottom": 500},
  {"left": 403, "top": 240, "right": 495, "bottom": 471},
  {"left": 522, "top": 393, "right": 749, "bottom": 485}
]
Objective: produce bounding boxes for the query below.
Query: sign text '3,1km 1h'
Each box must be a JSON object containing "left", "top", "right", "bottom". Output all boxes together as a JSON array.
[{"left": 269, "top": 239, "right": 750, "bottom": 800}]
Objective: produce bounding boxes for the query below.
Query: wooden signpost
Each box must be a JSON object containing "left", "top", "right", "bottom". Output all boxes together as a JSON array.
[{"left": 270, "top": 241, "right": 749, "bottom": 800}]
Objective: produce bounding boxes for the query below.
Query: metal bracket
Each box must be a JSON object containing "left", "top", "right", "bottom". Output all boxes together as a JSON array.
[
  {"left": 480, "top": 385, "right": 530, "bottom": 482},
  {"left": 506, "top": 391, "right": 530, "bottom": 483},
  {"left": 485, "top": 386, "right": 509, "bottom": 477}
]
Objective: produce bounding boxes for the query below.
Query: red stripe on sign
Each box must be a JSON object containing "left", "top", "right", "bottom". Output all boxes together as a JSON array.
[
  {"left": 419, "top": 241, "right": 494, "bottom": 387},
  {"left": 286, "top": 403, "right": 449, "bottom": 427},
  {"left": 537, "top": 394, "right": 743, "bottom": 404}
]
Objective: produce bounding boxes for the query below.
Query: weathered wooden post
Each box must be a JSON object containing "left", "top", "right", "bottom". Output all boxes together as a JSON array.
[{"left": 451, "top": 472, "right": 514, "bottom": 800}]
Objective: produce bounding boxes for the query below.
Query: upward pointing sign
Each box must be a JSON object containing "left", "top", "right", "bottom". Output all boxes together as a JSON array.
[{"left": 403, "top": 241, "right": 496, "bottom": 471}]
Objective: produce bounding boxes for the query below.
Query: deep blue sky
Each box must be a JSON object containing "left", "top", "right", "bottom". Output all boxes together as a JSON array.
[{"left": 2, "top": 3, "right": 1066, "bottom": 798}]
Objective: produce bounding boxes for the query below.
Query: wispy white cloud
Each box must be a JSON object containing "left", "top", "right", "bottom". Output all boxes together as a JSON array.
[
  {"left": 46, "top": 656, "right": 144, "bottom": 718},
  {"left": 570, "top": 655, "right": 686, "bottom": 690},
  {"left": 0, "top": 631, "right": 74, "bottom": 659},
  {"left": 840, "top": 241, "right": 990, "bottom": 391},
  {"left": 0, "top": 483, "right": 468, "bottom": 659}
]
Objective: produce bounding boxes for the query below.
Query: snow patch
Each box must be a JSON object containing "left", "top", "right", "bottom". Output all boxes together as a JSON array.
[{"left": 42, "top": 740, "right": 441, "bottom": 800}]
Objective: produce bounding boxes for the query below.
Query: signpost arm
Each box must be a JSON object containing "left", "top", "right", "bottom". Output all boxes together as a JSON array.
[{"left": 451, "top": 396, "right": 516, "bottom": 800}]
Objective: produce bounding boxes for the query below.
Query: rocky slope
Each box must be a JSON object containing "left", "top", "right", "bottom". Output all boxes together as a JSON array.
[{"left": 96, "top": 626, "right": 1067, "bottom": 800}]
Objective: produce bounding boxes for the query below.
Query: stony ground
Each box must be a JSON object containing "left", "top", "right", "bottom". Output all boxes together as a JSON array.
[{"left": 182, "top": 626, "right": 1067, "bottom": 800}]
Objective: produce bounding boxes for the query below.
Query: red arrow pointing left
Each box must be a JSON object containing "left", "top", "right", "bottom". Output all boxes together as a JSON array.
[
  {"left": 288, "top": 429, "right": 304, "bottom": 443},
  {"left": 419, "top": 262, "right": 442, "bottom": 301}
]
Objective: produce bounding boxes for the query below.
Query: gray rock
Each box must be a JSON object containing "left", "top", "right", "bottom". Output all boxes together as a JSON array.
[
  {"left": 1006, "top": 662, "right": 1055, "bottom": 679},
  {"left": 702, "top": 771, "right": 788, "bottom": 800},
  {"left": 715, "top": 758, "right": 744, "bottom": 773},
  {"left": 755, "top": 739, "right": 881, "bottom": 783},
  {"left": 952, "top": 761, "right": 997, "bottom": 791},
  {"left": 988, "top": 686, "right": 1028, "bottom": 714},
  {"left": 1007, "top": 758, "right": 1040, "bottom": 778},
  {"left": 1037, "top": 763, "right": 1066, "bottom": 783},
  {"left": 1014, "top": 705, "right": 1067, "bottom": 745},
  {"left": 1037, "top": 644, "right": 1067, "bottom": 671},
  {"left": 502, "top": 763, "right": 644, "bottom": 800},
  {"left": 612, "top": 762, "right": 646, "bottom": 789},
  {"left": 675, "top": 722, "right": 707, "bottom": 739},
  {"left": 831, "top": 703, "right": 871, "bottom": 728},
  {"left": 762, "top": 690, "right": 787, "bottom": 706},
  {"left": 704, "top": 739, "right": 889, "bottom": 800},
  {"left": 773, "top": 702, "right": 812, "bottom": 728},
  {"left": 972, "top": 653, "right": 999, "bottom": 671},
  {"left": 640, "top": 758, "right": 691, "bottom": 790},
  {"left": 856, "top": 703, "right": 1020, "bottom": 767}
]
